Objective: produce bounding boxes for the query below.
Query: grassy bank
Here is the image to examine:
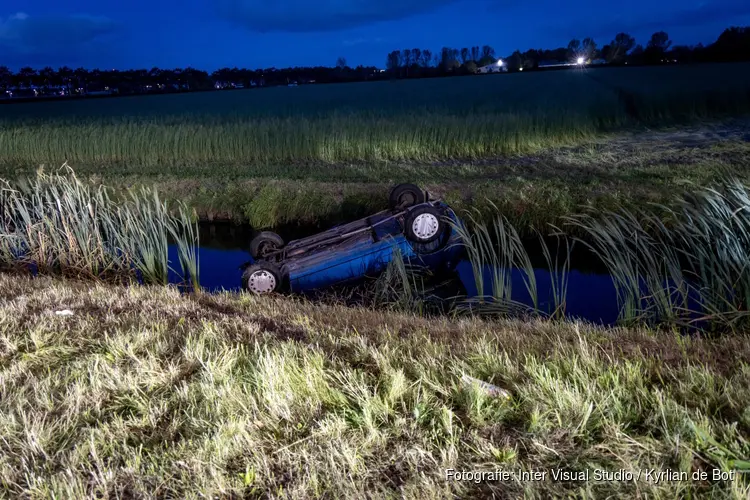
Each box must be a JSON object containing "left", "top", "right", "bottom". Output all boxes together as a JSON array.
[
  {"left": 8, "top": 131, "right": 744, "bottom": 232},
  {"left": 0, "top": 274, "right": 748, "bottom": 497}
]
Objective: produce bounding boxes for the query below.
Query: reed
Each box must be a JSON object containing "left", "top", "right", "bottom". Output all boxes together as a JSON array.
[
  {"left": 449, "top": 210, "right": 571, "bottom": 318},
  {"left": 0, "top": 64, "right": 748, "bottom": 168},
  {"left": 566, "top": 178, "right": 750, "bottom": 330},
  {"left": 0, "top": 166, "right": 200, "bottom": 289},
  {"left": 370, "top": 248, "right": 429, "bottom": 313},
  {"left": 450, "top": 179, "right": 750, "bottom": 332},
  {"left": 536, "top": 229, "right": 574, "bottom": 319}
]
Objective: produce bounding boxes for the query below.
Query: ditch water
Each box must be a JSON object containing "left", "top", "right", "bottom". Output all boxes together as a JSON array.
[{"left": 167, "top": 222, "right": 623, "bottom": 325}]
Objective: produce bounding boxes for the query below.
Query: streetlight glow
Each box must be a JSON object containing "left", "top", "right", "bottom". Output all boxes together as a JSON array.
[
  {"left": 577, "top": 57, "right": 585, "bottom": 65},
  {"left": 497, "top": 59, "right": 504, "bottom": 67}
]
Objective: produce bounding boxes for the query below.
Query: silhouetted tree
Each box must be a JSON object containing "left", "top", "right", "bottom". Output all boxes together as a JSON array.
[
  {"left": 336, "top": 57, "right": 347, "bottom": 69},
  {"left": 402, "top": 48, "right": 414, "bottom": 76},
  {"left": 607, "top": 33, "right": 636, "bottom": 63},
  {"left": 386, "top": 51, "right": 401, "bottom": 72},
  {"left": 582, "top": 37, "right": 598, "bottom": 60},
  {"left": 567, "top": 39, "right": 581, "bottom": 60},
  {"left": 506, "top": 51, "right": 523, "bottom": 72},
  {"left": 411, "top": 48, "right": 422, "bottom": 68},
  {"left": 647, "top": 31, "right": 672, "bottom": 52},
  {"left": 471, "top": 46, "right": 480, "bottom": 62},
  {"left": 460, "top": 48, "right": 470, "bottom": 64},
  {"left": 521, "top": 49, "right": 542, "bottom": 68},
  {"left": 629, "top": 44, "right": 645, "bottom": 64},
  {"left": 711, "top": 26, "right": 750, "bottom": 61},
  {"left": 0, "top": 66, "right": 10, "bottom": 89},
  {"left": 481, "top": 45, "right": 496, "bottom": 60},
  {"left": 16, "top": 67, "right": 37, "bottom": 88},
  {"left": 441, "top": 47, "right": 460, "bottom": 71}
]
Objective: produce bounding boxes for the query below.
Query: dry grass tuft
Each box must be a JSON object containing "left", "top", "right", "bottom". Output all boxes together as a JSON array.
[{"left": 0, "top": 274, "right": 748, "bottom": 498}]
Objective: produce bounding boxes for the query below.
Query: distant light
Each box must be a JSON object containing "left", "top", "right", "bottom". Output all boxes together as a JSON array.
[
  {"left": 577, "top": 57, "right": 585, "bottom": 65},
  {"left": 497, "top": 59, "right": 504, "bottom": 67},
  {"left": 519, "top": 67, "right": 523, "bottom": 71}
]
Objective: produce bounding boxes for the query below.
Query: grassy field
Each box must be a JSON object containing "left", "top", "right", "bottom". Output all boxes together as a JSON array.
[
  {"left": 0, "top": 274, "right": 748, "bottom": 498},
  {"left": 1, "top": 63, "right": 749, "bottom": 229},
  {"left": 2, "top": 65, "right": 750, "bottom": 497},
  {"left": 2, "top": 64, "right": 749, "bottom": 166}
]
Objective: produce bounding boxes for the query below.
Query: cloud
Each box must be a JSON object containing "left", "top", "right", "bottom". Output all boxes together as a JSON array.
[
  {"left": 651, "top": 0, "right": 750, "bottom": 29},
  {"left": 551, "top": 0, "right": 750, "bottom": 40},
  {"left": 0, "top": 12, "right": 116, "bottom": 56},
  {"left": 216, "top": 0, "right": 458, "bottom": 32}
]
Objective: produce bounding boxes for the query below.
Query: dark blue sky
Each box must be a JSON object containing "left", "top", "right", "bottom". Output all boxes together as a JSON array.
[{"left": 2, "top": 0, "right": 749, "bottom": 70}]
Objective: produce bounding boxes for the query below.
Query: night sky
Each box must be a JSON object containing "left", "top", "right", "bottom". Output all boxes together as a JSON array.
[{"left": 1, "top": 0, "right": 749, "bottom": 70}]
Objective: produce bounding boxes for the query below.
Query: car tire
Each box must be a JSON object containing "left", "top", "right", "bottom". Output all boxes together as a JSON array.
[
  {"left": 250, "top": 231, "right": 284, "bottom": 260},
  {"left": 404, "top": 205, "right": 445, "bottom": 244},
  {"left": 389, "top": 183, "right": 425, "bottom": 210},
  {"left": 242, "top": 261, "right": 283, "bottom": 294}
]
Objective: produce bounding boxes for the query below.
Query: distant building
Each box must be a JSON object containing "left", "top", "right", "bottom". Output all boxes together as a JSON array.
[
  {"left": 477, "top": 60, "right": 508, "bottom": 74},
  {"left": 4, "top": 87, "right": 38, "bottom": 98},
  {"left": 213, "top": 81, "right": 245, "bottom": 89}
]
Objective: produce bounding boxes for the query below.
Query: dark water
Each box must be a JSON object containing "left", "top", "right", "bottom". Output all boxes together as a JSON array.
[{"left": 167, "top": 223, "right": 622, "bottom": 325}]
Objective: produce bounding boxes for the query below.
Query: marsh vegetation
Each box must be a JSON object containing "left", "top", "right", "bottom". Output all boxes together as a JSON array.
[{"left": 0, "top": 167, "right": 199, "bottom": 290}]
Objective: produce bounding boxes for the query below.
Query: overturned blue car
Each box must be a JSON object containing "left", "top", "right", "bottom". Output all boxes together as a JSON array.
[{"left": 240, "top": 184, "right": 465, "bottom": 294}]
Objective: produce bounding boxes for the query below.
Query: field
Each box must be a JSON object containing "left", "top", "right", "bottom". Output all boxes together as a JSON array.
[
  {"left": 2, "top": 64, "right": 750, "bottom": 498},
  {"left": 1, "top": 63, "right": 750, "bottom": 229},
  {"left": 1, "top": 274, "right": 749, "bottom": 498}
]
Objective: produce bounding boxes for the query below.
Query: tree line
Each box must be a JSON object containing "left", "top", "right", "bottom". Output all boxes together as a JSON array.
[
  {"left": 384, "top": 26, "right": 750, "bottom": 75},
  {"left": 0, "top": 26, "right": 748, "bottom": 98},
  {"left": 0, "top": 64, "right": 385, "bottom": 96}
]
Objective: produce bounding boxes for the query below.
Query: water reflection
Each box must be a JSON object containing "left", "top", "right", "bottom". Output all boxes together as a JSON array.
[{"left": 169, "top": 222, "right": 622, "bottom": 326}]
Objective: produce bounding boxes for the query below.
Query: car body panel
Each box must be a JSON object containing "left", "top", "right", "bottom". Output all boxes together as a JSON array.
[{"left": 246, "top": 200, "right": 465, "bottom": 293}]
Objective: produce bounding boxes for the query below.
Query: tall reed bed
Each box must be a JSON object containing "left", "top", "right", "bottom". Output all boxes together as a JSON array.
[
  {"left": 568, "top": 178, "right": 750, "bottom": 330},
  {"left": 449, "top": 211, "right": 573, "bottom": 320},
  {"left": 0, "top": 110, "right": 608, "bottom": 167},
  {"left": 2, "top": 64, "right": 749, "bottom": 168},
  {"left": 0, "top": 167, "right": 200, "bottom": 290},
  {"left": 453, "top": 179, "right": 750, "bottom": 332}
]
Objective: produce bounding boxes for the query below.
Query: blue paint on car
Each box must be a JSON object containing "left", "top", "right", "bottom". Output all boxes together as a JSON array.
[{"left": 242, "top": 199, "right": 465, "bottom": 294}]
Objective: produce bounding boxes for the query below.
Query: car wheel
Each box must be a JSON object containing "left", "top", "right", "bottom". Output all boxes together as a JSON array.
[
  {"left": 405, "top": 205, "right": 445, "bottom": 244},
  {"left": 250, "top": 231, "right": 284, "bottom": 260},
  {"left": 242, "top": 261, "right": 283, "bottom": 294},
  {"left": 389, "top": 183, "right": 425, "bottom": 210}
]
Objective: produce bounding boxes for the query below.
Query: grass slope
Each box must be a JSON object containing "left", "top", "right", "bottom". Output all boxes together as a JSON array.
[
  {"left": 1, "top": 275, "right": 749, "bottom": 498},
  {"left": 5, "top": 126, "right": 747, "bottom": 232}
]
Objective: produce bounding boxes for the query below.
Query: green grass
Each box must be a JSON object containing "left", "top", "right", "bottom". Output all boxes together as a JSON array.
[
  {"left": 0, "top": 168, "right": 199, "bottom": 289},
  {"left": 447, "top": 178, "right": 750, "bottom": 332},
  {"left": 1, "top": 64, "right": 749, "bottom": 168},
  {"left": 0, "top": 274, "right": 748, "bottom": 498},
  {"left": 566, "top": 177, "right": 750, "bottom": 329},
  {"left": 1, "top": 63, "right": 749, "bottom": 229}
]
